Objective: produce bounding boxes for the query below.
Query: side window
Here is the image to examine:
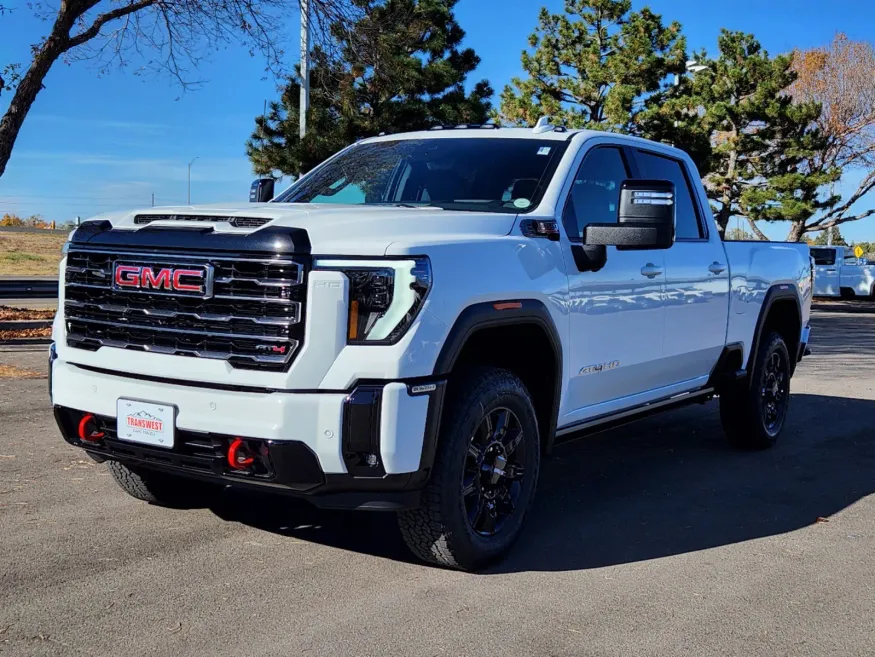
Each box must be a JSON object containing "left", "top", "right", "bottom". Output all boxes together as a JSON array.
[
  {"left": 810, "top": 248, "right": 836, "bottom": 266},
  {"left": 562, "top": 147, "right": 628, "bottom": 241},
  {"left": 635, "top": 150, "right": 704, "bottom": 239}
]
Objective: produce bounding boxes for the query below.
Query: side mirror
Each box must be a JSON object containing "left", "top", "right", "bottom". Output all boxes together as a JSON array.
[
  {"left": 584, "top": 179, "right": 675, "bottom": 250},
  {"left": 249, "top": 178, "right": 275, "bottom": 203}
]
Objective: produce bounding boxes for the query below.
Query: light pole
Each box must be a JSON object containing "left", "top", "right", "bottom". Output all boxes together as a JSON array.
[
  {"left": 299, "top": 0, "right": 310, "bottom": 139},
  {"left": 672, "top": 60, "right": 710, "bottom": 136},
  {"left": 187, "top": 157, "right": 199, "bottom": 205}
]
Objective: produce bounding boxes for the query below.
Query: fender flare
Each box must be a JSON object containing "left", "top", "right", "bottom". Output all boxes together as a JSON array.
[
  {"left": 748, "top": 283, "right": 802, "bottom": 373},
  {"left": 433, "top": 299, "right": 563, "bottom": 452}
]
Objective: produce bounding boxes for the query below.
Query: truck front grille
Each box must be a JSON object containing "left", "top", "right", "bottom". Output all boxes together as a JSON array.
[{"left": 64, "top": 248, "right": 306, "bottom": 371}]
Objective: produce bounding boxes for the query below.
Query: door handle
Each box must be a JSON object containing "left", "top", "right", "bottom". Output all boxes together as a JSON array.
[
  {"left": 825, "top": 268, "right": 837, "bottom": 273},
  {"left": 708, "top": 262, "right": 727, "bottom": 275},
  {"left": 640, "top": 263, "right": 663, "bottom": 279}
]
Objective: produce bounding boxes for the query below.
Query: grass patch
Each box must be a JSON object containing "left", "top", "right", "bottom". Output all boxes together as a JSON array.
[{"left": 0, "top": 231, "right": 67, "bottom": 276}]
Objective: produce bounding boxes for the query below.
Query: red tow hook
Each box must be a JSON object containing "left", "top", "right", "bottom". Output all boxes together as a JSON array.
[
  {"left": 78, "top": 414, "right": 105, "bottom": 442},
  {"left": 228, "top": 438, "right": 254, "bottom": 470}
]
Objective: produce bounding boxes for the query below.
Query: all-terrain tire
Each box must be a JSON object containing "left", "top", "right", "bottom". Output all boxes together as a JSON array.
[
  {"left": 108, "top": 461, "right": 217, "bottom": 507},
  {"left": 398, "top": 367, "right": 541, "bottom": 571},
  {"left": 719, "top": 330, "right": 791, "bottom": 449}
]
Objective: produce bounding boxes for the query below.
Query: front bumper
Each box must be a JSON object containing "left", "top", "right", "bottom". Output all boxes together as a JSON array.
[{"left": 51, "top": 360, "right": 445, "bottom": 510}]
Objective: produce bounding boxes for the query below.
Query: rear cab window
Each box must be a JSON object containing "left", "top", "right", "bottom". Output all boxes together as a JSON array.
[{"left": 810, "top": 248, "right": 837, "bottom": 266}]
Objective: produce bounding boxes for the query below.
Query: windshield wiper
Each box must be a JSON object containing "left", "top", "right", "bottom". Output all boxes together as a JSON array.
[{"left": 368, "top": 202, "right": 443, "bottom": 210}]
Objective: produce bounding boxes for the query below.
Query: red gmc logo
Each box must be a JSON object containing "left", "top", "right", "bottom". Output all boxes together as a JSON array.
[{"left": 113, "top": 263, "right": 211, "bottom": 296}]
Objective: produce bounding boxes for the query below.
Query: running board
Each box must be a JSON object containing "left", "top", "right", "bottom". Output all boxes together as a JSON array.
[{"left": 554, "top": 387, "right": 715, "bottom": 444}]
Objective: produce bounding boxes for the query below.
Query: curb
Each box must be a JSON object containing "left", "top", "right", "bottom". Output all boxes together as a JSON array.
[
  {"left": 0, "top": 320, "right": 53, "bottom": 330},
  {"left": 0, "top": 337, "right": 53, "bottom": 346},
  {"left": 812, "top": 303, "right": 875, "bottom": 315}
]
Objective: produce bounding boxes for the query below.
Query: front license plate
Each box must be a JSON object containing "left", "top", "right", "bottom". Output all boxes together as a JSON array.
[{"left": 116, "top": 399, "right": 175, "bottom": 449}]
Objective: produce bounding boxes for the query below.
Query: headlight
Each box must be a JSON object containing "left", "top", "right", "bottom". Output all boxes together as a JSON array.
[
  {"left": 61, "top": 228, "right": 77, "bottom": 254},
  {"left": 313, "top": 257, "right": 431, "bottom": 344}
]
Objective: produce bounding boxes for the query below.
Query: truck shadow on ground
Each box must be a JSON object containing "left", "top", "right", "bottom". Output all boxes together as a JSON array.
[{"left": 210, "top": 391, "right": 875, "bottom": 573}]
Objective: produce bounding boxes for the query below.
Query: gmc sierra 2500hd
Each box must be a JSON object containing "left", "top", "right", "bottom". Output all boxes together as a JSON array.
[{"left": 51, "top": 122, "right": 812, "bottom": 570}]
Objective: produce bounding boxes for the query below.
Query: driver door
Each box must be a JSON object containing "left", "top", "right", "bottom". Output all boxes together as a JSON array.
[{"left": 559, "top": 145, "right": 670, "bottom": 427}]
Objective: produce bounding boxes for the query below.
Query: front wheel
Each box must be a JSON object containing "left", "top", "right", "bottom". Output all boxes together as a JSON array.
[
  {"left": 108, "top": 461, "right": 218, "bottom": 507},
  {"left": 719, "top": 330, "right": 791, "bottom": 449},
  {"left": 398, "top": 367, "right": 540, "bottom": 570}
]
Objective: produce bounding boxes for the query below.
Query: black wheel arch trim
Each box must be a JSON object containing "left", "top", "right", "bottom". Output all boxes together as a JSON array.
[
  {"left": 432, "top": 299, "right": 564, "bottom": 453},
  {"left": 748, "top": 284, "right": 802, "bottom": 376}
]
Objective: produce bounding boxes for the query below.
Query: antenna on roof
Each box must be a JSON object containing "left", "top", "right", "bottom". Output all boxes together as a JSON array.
[{"left": 533, "top": 116, "right": 555, "bottom": 134}]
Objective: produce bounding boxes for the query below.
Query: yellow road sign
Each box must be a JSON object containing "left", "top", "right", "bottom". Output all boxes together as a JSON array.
[{"left": 854, "top": 245, "right": 864, "bottom": 259}]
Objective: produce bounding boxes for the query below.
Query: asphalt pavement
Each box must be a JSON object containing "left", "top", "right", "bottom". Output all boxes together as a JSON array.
[{"left": 1, "top": 312, "right": 873, "bottom": 656}]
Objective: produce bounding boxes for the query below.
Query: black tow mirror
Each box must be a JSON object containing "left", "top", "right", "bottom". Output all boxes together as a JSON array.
[
  {"left": 584, "top": 179, "right": 675, "bottom": 250},
  {"left": 249, "top": 178, "right": 275, "bottom": 203}
]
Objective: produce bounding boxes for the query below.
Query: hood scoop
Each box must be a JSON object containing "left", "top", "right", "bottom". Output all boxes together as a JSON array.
[{"left": 134, "top": 214, "right": 272, "bottom": 229}]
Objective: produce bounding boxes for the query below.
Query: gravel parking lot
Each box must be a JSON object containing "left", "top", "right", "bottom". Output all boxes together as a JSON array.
[{"left": 1, "top": 311, "right": 873, "bottom": 657}]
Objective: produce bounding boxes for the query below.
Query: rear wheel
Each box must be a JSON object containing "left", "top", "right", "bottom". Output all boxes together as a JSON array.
[
  {"left": 108, "top": 461, "right": 218, "bottom": 507},
  {"left": 719, "top": 331, "right": 791, "bottom": 449},
  {"left": 398, "top": 367, "right": 540, "bottom": 570}
]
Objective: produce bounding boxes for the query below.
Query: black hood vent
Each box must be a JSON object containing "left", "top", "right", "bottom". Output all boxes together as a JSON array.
[
  {"left": 134, "top": 214, "right": 271, "bottom": 229},
  {"left": 72, "top": 221, "right": 311, "bottom": 255}
]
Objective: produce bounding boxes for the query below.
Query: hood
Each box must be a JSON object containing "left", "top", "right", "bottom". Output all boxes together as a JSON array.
[{"left": 85, "top": 203, "right": 519, "bottom": 256}]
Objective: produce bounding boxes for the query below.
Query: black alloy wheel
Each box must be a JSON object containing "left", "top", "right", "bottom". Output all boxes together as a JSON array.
[
  {"left": 761, "top": 350, "right": 789, "bottom": 436},
  {"left": 462, "top": 407, "right": 526, "bottom": 537}
]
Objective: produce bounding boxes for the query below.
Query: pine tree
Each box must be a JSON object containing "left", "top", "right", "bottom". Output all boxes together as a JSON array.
[
  {"left": 813, "top": 228, "right": 848, "bottom": 246},
  {"left": 247, "top": 0, "right": 493, "bottom": 176},
  {"left": 653, "top": 31, "right": 836, "bottom": 237},
  {"left": 496, "top": 0, "right": 686, "bottom": 131}
]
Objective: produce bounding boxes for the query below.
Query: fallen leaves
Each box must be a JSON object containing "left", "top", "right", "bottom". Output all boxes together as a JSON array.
[
  {"left": 0, "top": 364, "right": 43, "bottom": 379},
  {"left": 0, "top": 306, "right": 55, "bottom": 321},
  {"left": 0, "top": 327, "right": 51, "bottom": 340}
]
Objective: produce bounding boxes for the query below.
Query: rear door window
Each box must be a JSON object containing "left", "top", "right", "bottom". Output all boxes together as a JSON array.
[{"left": 634, "top": 150, "right": 704, "bottom": 240}]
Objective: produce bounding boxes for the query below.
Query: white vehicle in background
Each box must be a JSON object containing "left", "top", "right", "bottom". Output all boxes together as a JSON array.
[{"left": 811, "top": 246, "right": 875, "bottom": 298}]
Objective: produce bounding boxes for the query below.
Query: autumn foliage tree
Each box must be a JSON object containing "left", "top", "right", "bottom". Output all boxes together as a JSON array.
[{"left": 787, "top": 34, "right": 875, "bottom": 241}]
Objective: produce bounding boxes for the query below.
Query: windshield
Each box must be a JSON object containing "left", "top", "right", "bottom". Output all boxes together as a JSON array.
[{"left": 274, "top": 137, "right": 569, "bottom": 213}]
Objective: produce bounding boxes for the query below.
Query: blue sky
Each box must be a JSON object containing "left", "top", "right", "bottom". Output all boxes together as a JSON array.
[{"left": 1, "top": 0, "right": 874, "bottom": 241}]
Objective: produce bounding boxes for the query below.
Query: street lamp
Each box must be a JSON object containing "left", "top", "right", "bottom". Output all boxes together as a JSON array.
[
  {"left": 672, "top": 60, "right": 711, "bottom": 136},
  {"left": 674, "top": 59, "right": 710, "bottom": 87},
  {"left": 188, "top": 157, "right": 199, "bottom": 205}
]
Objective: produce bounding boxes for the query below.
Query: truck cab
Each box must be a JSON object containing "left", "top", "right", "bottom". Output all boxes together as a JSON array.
[
  {"left": 51, "top": 123, "right": 812, "bottom": 570},
  {"left": 812, "top": 245, "right": 875, "bottom": 298}
]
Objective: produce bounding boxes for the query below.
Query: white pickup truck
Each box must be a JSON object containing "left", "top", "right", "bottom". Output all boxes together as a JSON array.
[
  {"left": 811, "top": 246, "right": 875, "bottom": 298},
  {"left": 51, "top": 124, "right": 812, "bottom": 570}
]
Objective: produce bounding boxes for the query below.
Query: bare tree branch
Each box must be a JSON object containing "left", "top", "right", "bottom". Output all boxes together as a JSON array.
[
  {"left": 0, "top": 0, "right": 360, "bottom": 178},
  {"left": 809, "top": 170, "right": 875, "bottom": 226},
  {"left": 746, "top": 215, "right": 769, "bottom": 240},
  {"left": 67, "top": 0, "right": 158, "bottom": 50},
  {"left": 805, "top": 208, "right": 875, "bottom": 233}
]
